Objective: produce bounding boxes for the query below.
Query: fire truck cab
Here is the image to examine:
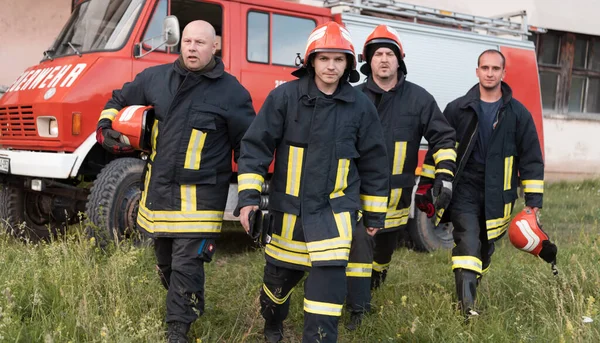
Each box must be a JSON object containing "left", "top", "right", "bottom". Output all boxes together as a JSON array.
[{"left": 0, "top": 0, "right": 544, "bottom": 251}]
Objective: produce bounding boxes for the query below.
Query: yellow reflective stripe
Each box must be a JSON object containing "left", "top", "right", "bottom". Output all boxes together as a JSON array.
[
  {"left": 346, "top": 263, "right": 372, "bottom": 278},
  {"left": 522, "top": 180, "right": 544, "bottom": 194},
  {"left": 150, "top": 120, "right": 159, "bottom": 161},
  {"left": 455, "top": 141, "right": 460, "bottom": 149},
  {"left": 482, "top": 263, "right": 491, "bottom": 275},
  {"left": 306, "top": 237, "right": 351, "bottom": 252},
  {"left": 421, "top": 164, "right": 435, "bottom": 179},
  {"left": 141, "top": 164, "right": 152, "bottom": 206},
  {"left": 137, "top": 214, "right": 222, "bottom": 233},
  {"left": 139, "top": 203, "right": 223, "bottom": 221},
  {"left": 265, "top": 244, "right": 311, "bottom": 267},
  {"left": 435, "top": 168, "right": 454, "bottom": 176},
  {"left": 330, "top": 159, "right": 350, "bottom": 199},
  {"left": 388, "top": 188, "right": 402, "bottom": 211},
  {"left": 385, "top": 207, "right": 409, "bottom": 229},
  {"left": 304, "top": 299, "right": 343, "bottom": 317},
  {"left": 281, "top": 213, "right": 297, "bottom": 240},
  {"left": 373, "top": 261, "right": 390, "bottom": 272},
  {"left": 452, "top": 256, "right": 483, "bottom": 274},
  {"left": 262, "top": 284, "right": 293, "bottom": 305},
  {"left": 360, "top": 194, "right": 387, "bottom": 213},
  {"left": 332, "top": 211, "right": 352, "bottom": 239},
  {"left": 434, "top": 207, "right": 445, "bottom": 226},
  {"left": 486, "top": 203, "right": 512, "bottom": 240},
  {"left": 433, "top": 148, "right": 457, "bottom": 164},
  {"left": 504, "top": 156, "right": 514, "bottom": 191},
  {"left": 270, "top": 234, "right": 307, "bottom": 253},
  {"left": 286, "top": 146, "right": 304, "bottom": 196},
  {"left": 392, "top": 142, "right": 408, "bottom": 175},
  {"left": 238, "top": 173, "right": 264, "bottom": 192},
  {"left": 99, "top": 108, "right": 118, "bottom": 121},
  {"left": 309, "top": 248, "right": 350, "bottom": 262},
  {"left": 180, "top": 185, "right": 197, "bottom": 212},
  {"left": 184, "top": 129, "right": 207, "bottom": 169}
]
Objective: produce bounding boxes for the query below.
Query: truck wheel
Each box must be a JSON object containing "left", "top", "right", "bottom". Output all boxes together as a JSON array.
[
  {"left": 86, "top": 158, "right": 146, "bottom": 246},
  {"left": 0, "top": 184, "right": 66, "bottom": 240},
  {"left": 408, "top": 211, "right": 454, "bottom": 252}
]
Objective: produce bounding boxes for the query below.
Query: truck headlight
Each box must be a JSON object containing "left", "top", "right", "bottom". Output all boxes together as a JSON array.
[{"left": 36, "top": 116, "right": 59, "bottom": 138}]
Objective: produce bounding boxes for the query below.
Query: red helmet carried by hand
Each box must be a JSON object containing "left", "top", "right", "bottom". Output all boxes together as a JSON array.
[
  {"left": 111, "top": 105, "right": 154, "bottom": 152},
  {"left": 508, "top": 208, "right": 557, "bottom": 265},
  {"left": 292, "top": 21, "right": 360, "bottom": 82}
]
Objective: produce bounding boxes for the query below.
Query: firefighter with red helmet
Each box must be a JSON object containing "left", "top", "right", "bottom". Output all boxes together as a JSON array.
[
  {"left": 96, "top": 21, "right": 255, "bottom": 342},
  {"left": 236, "top": 22, "right": 389, "bottom": 342},
  {"left": 345, "top": 24, "right": 456, "bottom": 329},
  {"left": 418, "top": 49, "right": 545, "bottom": 317}
]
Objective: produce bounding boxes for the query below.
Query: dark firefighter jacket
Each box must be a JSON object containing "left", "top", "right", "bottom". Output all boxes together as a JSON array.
[
  {"left": 356, "top": 75, "right": 456, "bottom": 229},
  {"left": 97, "top": 57, "right": 255, "bottom": 238},
  {"left": 420, "top": 82, "right": 544, "bottom": 241},
  {"left": 236, "top": 75, "right": 389, "bottom": 268}
]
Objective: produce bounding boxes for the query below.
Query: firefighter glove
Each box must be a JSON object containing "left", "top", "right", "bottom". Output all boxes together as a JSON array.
[
  {"left": 96, "top": 127, "right": 134, "bottom": 154},
  {"left": 415, "top": 184, "right": 435, "bottom": 218},
  {"left": 433, "top": 178, "right": 452, "bottom": 210}
]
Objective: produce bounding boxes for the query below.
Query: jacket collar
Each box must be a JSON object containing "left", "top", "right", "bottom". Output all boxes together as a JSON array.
[
  {"left": 172, "top": 56, "right": 225, "bottom": 79},
  {"left": 298, "top": 74, "right": 355, "bottom": 103},
  {"left": 365, "top": 72, "right": 406, "bottom": 94},
  {"left": 460, "top": 81, "right": 513, "bottom": 110}
]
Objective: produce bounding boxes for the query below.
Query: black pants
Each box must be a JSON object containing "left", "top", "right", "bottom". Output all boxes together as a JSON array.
[
  {"left": 260, "top": 262, "right": 346, "bottom": 343},
  {"left": 155, "top": 237, "right": 215, "bottom": 324},
  {"left": 346, "top": 222, "right": 403, "bottom": 314},
  {"left": 451, "top": 164, "right": 495, "bottom": 275}
]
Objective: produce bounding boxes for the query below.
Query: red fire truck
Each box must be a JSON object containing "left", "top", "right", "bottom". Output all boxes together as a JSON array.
[{"left": 0, "top": 0, "right": 544, "bottom": 251}]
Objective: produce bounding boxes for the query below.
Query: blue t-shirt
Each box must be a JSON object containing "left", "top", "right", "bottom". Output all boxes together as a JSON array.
[{"left": 471, "top": 98, "right": 502, "bottom": 164}]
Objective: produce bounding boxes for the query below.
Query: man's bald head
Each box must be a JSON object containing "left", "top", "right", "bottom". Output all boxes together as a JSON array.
[{"left": 181, "top": 20, "right": 217, "bottom": 71}]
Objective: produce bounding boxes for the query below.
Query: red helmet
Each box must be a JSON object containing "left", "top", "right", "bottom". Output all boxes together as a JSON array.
[
  {"left": 360, "top": 25, "right": 407, "bottom": 75},
  {"left": 508, "top": 208, "right": 557, "bottom": 264},
  {"left": 111, "top": 105, "right": 154, "bottom": 152},
  {"left": 292, "top": 21, "right": 360, "bottom": 82}
]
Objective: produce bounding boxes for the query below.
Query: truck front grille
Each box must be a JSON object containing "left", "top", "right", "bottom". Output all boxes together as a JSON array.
[{"left": 0, "top": 105, "right": 37, "bottom": 138}]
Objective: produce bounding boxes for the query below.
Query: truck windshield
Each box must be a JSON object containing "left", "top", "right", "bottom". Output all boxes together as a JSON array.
[{"left": 47, "top": 0, "right": 144, "bottom": 59}]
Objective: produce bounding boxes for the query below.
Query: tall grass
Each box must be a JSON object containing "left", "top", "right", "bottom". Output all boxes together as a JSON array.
[{"left": 0, "top": 180, "right": 599, "bottom": 342}]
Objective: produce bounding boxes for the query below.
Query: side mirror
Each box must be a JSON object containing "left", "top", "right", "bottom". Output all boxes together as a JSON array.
[
  {"left": 135, "top": 15, "right": 180, "bottom": 58},
  {"left": 163, "top": 15, "right": 180, "bottom": 47}
]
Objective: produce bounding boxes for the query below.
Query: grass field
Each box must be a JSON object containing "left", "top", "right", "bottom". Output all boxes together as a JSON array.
[{"left": 0, "top": 180, "right": 599, "bottom": 342}]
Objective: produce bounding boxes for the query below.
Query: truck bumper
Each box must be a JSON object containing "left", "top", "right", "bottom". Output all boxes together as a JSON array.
[{"left": 0, "top": 149, "right": 77, "bottom": 179}]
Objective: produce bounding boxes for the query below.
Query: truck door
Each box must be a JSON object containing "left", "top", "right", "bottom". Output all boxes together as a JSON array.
[{"left": 240, "top": 5, "right": 318, "bottom": 111}]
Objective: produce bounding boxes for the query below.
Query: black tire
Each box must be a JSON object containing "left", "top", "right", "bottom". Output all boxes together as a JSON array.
[
  {"left": 86, "top": 157, "right": 146, "bottom": 246},
  {"left": 408, "top": 211, "right": 454, "bottom": 252},
  {"left": 0, "top": 184, "right": 66, "bottom": 240}
]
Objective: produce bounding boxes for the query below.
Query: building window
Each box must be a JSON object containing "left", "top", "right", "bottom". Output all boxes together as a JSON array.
[{"left": 536, "top": 31, "right": 600, "bottom": 115}]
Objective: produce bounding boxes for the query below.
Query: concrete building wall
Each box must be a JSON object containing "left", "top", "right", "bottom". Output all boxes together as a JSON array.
[{"left": 0, "top": 0, "right": 70, "bottom": 87}]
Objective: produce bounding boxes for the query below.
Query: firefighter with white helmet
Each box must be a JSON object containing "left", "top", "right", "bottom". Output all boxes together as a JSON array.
[
  {"left": 236, "top": 21, "right": 389, "bottom": 342},
  {"left": 345, "top": 24, "right": 456, "bottom": 329}
]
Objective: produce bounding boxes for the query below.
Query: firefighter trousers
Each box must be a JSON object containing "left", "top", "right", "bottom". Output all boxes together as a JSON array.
[
  {"left": 450, "top": 165, "right": 495, "bottom": 276},
  {"left": 155, "top": 237, "right": 216, "bottom": 324},
  {"left": 346, "top": 222, "right": 404, "bottom": 314},
  {"left": 260, "top": 262, "right": 346, "bottom": 343}
]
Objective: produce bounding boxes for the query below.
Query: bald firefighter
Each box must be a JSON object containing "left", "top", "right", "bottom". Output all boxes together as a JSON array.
[
  {"left": 96, "top": 21, "right": 255, "bottom": 342},
  {"left": 345, "top": 25, "right": 456, "bottom": 329},
  {"left": 236, "top": 22, "right": 389, "bottom": 343}
]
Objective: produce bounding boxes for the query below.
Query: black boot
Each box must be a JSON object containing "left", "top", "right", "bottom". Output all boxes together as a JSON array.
[
  {"left": 454, "top": 269, "right": 479, "bottom": 318},
  {"left": 345, "top": 312, "right": 365, "bottom": 331},
  {"left": 166, "top": 321, "right": 190, "bottom": 343},
  {"left": 264, "top": 320, "right": 283, "bottom": 343},
  {"left": 370, "top": 270, "right": 387, "bottom": 290}
]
